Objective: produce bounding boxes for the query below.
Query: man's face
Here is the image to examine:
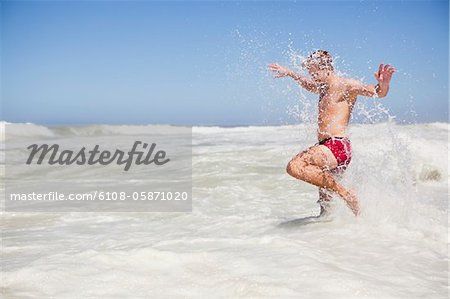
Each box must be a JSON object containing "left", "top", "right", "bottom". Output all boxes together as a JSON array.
[{"left": 307, "top": 64, "right": 329, "bottom": 83}]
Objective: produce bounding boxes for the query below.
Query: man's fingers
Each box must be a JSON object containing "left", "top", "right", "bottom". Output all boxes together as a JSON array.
[
  {"left": 268, "top": 63, "right": 289, "bottom": 78},
  {"left": 268, "top": 65, "right": 280, "bottom": 71},
  {"left": 378, "top": 63, "right": 395, "bottom": 72},
  {"left": 384, "top": 65, "right": 395, "bottom": 73},
  {"left": 386, "top": 66, "right": 395, "bottom": 78},
  {"left": 375, "top": 63, "right": 395, "bottom": 82}
]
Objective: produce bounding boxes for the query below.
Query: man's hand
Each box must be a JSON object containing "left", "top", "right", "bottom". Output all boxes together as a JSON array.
[
  {"left": 268, "top": 63, "right": 319, "bottom": 94},
  {"left": 349, "top": 63, "right": 395, "bottom": 98},
  {"left": 268, "top": 63, "right": 293, "bottom": 78},
  {"left": 373, "top": 64, "right": 395, "bottom": 98},
  {"left": 374, "top": 64, "right": 395, "bottom": 86}
]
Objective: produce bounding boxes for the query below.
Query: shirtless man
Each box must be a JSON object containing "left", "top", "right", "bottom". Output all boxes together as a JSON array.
[{"left": 268, "top": 50, "right": 395, "bottom": 216}]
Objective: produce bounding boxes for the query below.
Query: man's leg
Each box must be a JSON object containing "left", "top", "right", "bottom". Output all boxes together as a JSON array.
[
  {"left": 318, "top": 187, "right": 333, "bottom": 216},
  {"left": 286, "top": 145, "right": 359, "bottom": 215},
  {"left": 318, "top": 167, "right": 346, "bottom": 216}
]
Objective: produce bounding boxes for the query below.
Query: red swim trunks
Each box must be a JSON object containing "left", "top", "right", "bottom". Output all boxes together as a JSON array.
[{"left": 318, "top": 136, "right": 352, "bottom": 169}]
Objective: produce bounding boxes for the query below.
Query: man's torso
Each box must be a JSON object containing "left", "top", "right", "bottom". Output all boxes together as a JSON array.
[{"left": 317, "top": 77, "right": 356, "bottom": 141}]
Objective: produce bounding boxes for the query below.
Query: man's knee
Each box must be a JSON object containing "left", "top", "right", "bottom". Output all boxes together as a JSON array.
[{"left": 286, "top": 159, "right": 306, "bottom": 178}]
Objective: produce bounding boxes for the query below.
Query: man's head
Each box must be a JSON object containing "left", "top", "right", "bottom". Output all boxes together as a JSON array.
[{"left": 302, "top": 50, "right": 334, "bottom": 82}]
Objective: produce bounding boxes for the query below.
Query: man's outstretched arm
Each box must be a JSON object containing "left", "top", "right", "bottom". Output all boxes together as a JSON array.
[
  {"left": 268, "top": 63, "right": 319, "bottom": 94},
  {"left": 349, "top": 64, "right": 395, "bottom": 98}
]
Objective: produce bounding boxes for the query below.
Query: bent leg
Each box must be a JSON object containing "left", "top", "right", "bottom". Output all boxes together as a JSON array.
[{"left": 286, "top": 145, "right": 359, "bottom": 215}]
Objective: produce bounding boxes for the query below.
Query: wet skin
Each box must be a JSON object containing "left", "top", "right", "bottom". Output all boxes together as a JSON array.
[{"left": 268, "top": 62, "right": 395, "bottom": 216}]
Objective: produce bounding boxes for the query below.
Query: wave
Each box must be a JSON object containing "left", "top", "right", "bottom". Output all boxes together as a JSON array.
[
  {"left": 1, "top": 121, "right": 448, "bottom": 139},
  {"left": 0, "top": 122, "right": 56, "bottom": 139},
  {"left": 0, "top": 122, "right": 183, "bottom": 140}
]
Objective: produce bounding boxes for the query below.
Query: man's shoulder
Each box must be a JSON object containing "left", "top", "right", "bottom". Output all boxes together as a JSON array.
[
  {"left": 331, "top": 76, "right": 360, "bottom": 90},
  {"left": 339, "top": 77, "right": 362, "bottom": 86},
  {"left": 338, "top": 78, "right": 365, "bottom": 94}
]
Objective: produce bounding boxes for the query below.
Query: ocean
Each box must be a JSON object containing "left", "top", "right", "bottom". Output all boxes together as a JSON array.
[{"left": 1, "top": 121, "right": 448, "bottom": 298}]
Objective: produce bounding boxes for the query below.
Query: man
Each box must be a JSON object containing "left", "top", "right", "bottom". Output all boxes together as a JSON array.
[{"left": 268, "top": 50, "right": 395, "bottom": 216}]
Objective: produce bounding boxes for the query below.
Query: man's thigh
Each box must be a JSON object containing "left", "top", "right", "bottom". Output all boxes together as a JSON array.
[{"left": 291, "top": 144, "right": 338, "bottom": 170}]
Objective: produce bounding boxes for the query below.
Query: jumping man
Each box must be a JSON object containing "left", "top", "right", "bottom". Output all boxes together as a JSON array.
[{"left": 268, "top": 50, "right": 395, "bottom": 216}]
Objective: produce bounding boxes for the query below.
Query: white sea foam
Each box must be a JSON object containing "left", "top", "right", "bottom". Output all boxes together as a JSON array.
[{"left": 1, "top": 121, "right": 448, "bottom": 298}]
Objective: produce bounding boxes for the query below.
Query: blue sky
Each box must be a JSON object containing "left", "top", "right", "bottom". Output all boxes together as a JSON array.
[{"left": 2, "top": 1, "right": 448, "bottom": 125}]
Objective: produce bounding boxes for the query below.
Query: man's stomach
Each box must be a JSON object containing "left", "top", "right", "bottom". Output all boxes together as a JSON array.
[{"left": 317, "top": 123, "right": 349, "bottom": 141}]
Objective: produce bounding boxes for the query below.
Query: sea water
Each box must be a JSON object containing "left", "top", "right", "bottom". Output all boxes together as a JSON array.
[{"left": 1, "top": 121, "right": 448, "bottom": 298}]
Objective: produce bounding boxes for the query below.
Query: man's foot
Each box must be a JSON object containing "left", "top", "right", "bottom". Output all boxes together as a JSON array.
[
  {"left": 318, "top": 200, "right": 333, "bottom": 218},
  {"left": 342, "top": 189, "right": 360, "bottom": 216}
]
